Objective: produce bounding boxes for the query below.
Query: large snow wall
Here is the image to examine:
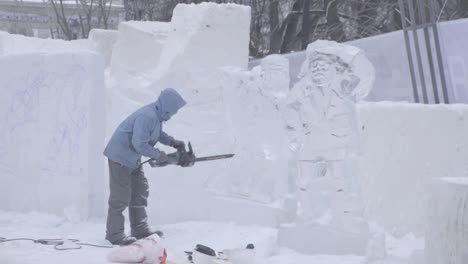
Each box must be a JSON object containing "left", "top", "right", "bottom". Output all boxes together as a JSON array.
[
  {"left": 426, "top": 177, "right": 468, "bottom": 264},
  {"left": 0, "top": 52, "right": 106, "bottom": 219},
  {"left": 357, "top": 102, "right": 468, "bottom": 236}
]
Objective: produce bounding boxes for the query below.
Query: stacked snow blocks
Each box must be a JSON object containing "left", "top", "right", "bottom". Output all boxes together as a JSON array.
[
  {"left": 426, "top": 178, "right": 468, "bottom": 264},
  {"left": 88, "top": 28, "right": 119, "bottom": 67},
  {"left": 155, "top": 2, "right": 251, "bottom": 77},
  {"left": 110, "top": 21, "right": 170, "bottom": 76},
  {"left": 0, "top": 52, "right": 105, "bottom": 219}
]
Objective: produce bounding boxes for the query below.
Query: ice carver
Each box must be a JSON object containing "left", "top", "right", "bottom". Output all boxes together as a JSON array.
[{"left": 103, "top": 88, "right": 187, "bottom": 246}]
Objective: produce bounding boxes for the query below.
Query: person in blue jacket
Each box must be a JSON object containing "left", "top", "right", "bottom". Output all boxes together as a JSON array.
[{"left": 104, "top": 88, "right": 187, "bottom": 245}]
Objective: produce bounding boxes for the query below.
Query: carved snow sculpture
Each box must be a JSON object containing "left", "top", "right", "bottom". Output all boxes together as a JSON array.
[{"left": 278, "top": 40, "right": 375, "bottom": 255}]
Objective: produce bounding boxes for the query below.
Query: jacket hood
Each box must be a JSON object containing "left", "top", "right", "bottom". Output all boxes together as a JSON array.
[{"left": 156, "top": 88, "right": 186, "bottom": 121}]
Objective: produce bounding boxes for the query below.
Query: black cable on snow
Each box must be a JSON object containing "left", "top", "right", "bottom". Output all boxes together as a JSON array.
[{"left": 0, "top": 237, "right": 113, "bottom": 250}]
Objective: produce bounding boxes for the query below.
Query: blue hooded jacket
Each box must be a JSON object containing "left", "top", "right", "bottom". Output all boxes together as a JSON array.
[{"left": 104, "top": 88, "right": 186, "bottom": 169}]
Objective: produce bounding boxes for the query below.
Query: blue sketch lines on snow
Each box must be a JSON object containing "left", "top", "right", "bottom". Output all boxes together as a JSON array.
[
  {"left": 0, "top": 59, "right": 90, "bottom": 180},
  {"left": 43, "top": 62, "right": 89, "bottom": 178}
]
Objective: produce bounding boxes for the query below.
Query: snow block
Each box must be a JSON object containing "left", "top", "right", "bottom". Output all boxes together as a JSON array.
[
  {"left": 357, "top": 102, "right": 468, "bottom": 236},
  {"left": 153, "top": 2, "right": 250, "bottom": 80},
  {"left": 110, "top": 21, "right": 170, "bottom": 76},
  {"left": 426, "top": 177, "right": 468, "bottom": 264},
  {"left": 201, "top": 68, "right": 289, "bottom": 204},
  {"left": 0, "top": 52, "right": 106, "bottom": 219},
  {"left": 88, "top": 28, "right": 119, "bottom": 67}
]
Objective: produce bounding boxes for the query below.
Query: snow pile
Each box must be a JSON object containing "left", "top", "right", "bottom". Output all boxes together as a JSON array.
[
  {"left": 425, "top": 177, "right": 468, "bottom": 264},
  {"left": 110, "top": 21, "right": 170, "bottom": 78},
  {"left": 0, "top": 52, "right": 106, "bottom": 219},
  {"left": 88, "top": 29, "right": 119, "bottom": 67},
  {"left": 357, "top": 102, "right": 468, "bottom": 236}
]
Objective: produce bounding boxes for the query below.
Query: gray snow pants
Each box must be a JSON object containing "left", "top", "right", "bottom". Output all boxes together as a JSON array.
[{"left": 106, "top": 159, "right": 150, "bottom": 243}]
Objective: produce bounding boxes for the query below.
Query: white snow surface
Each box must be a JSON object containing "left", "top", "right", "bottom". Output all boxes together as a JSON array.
[{"left": 0, "top": 210, "right": 366, "bottom": 264}]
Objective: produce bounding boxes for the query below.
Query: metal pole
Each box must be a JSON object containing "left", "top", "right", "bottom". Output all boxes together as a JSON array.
[
  {"left": 408, "top": 0, "right": 429, "bottom": 103},
  {"left": 418, "top": 0, "right": 440, "bottom": 103},
  {"left": 428, "top": 0, "right": 450, "bottom": 103},
  {"left": 398, "top": 0, "right": 420, "bottom": 103}
]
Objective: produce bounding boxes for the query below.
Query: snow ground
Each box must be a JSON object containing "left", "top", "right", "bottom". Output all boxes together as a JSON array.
[{"left": 0, "top": 210, "right": 364, "bottom": 264}]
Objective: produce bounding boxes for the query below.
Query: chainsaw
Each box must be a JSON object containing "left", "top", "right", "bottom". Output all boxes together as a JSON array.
[{"left": 141, "top": 142, "right": 234, "bottom": 168}]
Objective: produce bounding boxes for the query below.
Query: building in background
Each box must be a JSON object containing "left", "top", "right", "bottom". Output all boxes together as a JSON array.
[{"left": 0, "top": 0, "right": 125, "bottom": 39}]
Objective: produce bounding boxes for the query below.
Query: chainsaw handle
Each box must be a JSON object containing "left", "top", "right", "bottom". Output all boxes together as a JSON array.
[
  {"left": 140, "top": 141, "right": 196, "bottom": 168},
  {"left": 149, "top": 152, "right": 180, "bottom": 167}
]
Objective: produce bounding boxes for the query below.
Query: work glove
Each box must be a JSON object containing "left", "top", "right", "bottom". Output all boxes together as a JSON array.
[
  {"left": 179, "top": 152, "right": 195, "bottom": 167},
  {"left": 149, "top": 151, "right": 168, "bottom": 167},
  {"left": 170, "top": 139, "right": 186, "bottom": 152}
]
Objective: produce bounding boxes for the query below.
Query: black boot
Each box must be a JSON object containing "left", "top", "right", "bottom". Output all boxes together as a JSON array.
[
  {"left": 110, "top": 236, "right": 137, "bottom": 246},
  {"left": 132, "top": 229, "right": 164, "bottom": 239},
  {"left": 130, "top": 207, "right": 164, "bottom": 239}
]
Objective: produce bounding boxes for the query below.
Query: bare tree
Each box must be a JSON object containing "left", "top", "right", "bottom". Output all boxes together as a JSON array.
[
  {"left": 97, "top": 0, "right": 114, "bottom": 29},
  {"left": 249, "top": 0, "right": 269, "bottom": 57},
  {"left": 280, "top": 0, "right": 303, "bottom": 53},
  {"left": 301, "top": 0, "right": 311, "bottom": 49},
  {"left": 54, "top": 0, "right": 463, "bottom": 55},
  {"left": 75, "top": 0, "right": 94, "bottom": 38},
  {"left": 50, "top": 0, "right": 75, "bottom": 39},
  {"left": 268, "top": 0, "right": 282, "bottom": 53},
  {"left": 50, "top": 0, "right": 115, "bottom": 39}
]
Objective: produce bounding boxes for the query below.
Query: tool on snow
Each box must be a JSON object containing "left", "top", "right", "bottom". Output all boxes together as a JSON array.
[{"left": 185, "top": 243, "right": 255, "bottom": 264}]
